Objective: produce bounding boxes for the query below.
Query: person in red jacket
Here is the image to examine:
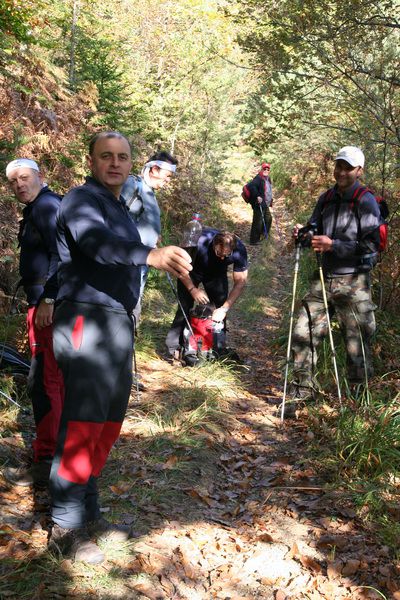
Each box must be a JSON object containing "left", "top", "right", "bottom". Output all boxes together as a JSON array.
[{"left": 3, "top": 159, "right": 64, "bottom": 487}]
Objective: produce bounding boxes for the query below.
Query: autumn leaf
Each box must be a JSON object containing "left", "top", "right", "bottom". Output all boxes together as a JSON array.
[
  {"left": 327, "top": 560, "right": 343, "bottom": 580},
  {"left": 162, "top": 454, "right": 178, "bottom": 469},
  {"left": 109, "top": 481, "right": 132, "bottom": 495},
  {"left": 299, "top": 555, "right": 323, "bottom": 574},
  {"left": 257, "top": 532, "right": 274, "bottom": 543},
  {"left": 286, "top": 542, "right": 299, "bottom": 558},
  {"left": 341, "top": 559, "right": 361, "bottom": 576},
  {"left": 185, "top": 488, "right": 218, "bottom": 507}
]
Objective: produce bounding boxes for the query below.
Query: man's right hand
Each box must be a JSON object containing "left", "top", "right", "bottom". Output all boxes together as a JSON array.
[
  {"left": 191, "top": 288, "right": 209, "bottom": 304},
  {"left": 293, "top": 223, "right": 304, "bottom": 239},
  {"left": 257, "top": 196, "right": 263, "bottom": 204},
  {"left": 147, "top": 246, "right": 192, "bottom": 278}
]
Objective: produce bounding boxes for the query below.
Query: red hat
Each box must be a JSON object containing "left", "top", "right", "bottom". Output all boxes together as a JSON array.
[{"left": 261, "top": 162, "right": 270, "bottom": 169}]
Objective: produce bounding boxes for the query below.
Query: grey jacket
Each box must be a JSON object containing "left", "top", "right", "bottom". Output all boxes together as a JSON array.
[
  {"left": 121, "top": 175, "right": 161, "bottom": 248},
  {"left": 309, "top": 181, "right": 382, "bottom": 276}
]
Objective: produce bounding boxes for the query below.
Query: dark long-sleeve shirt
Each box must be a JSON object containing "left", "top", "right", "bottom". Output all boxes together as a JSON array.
[
  {"left": 192, "top": 227, "right": 248, "bottom": 279},
  {"left": 18, "top": 186, "right": 62, "bottom": 305},
  {"left": 248, "top": 173, "right": 273, "bottom": 208},
  {"left": 56, "top": 177, "right": 152, "bottom": 313},
  {"left": 309, "top": 181, "right": 382, "bottom": 276}
]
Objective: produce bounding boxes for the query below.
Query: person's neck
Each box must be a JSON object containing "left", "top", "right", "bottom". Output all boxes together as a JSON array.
[
  {"left": 106, "top": 185, "right": 122, "bottom": 199},
  {"left": 91, "top": 176, "right": 122, "bottom": 199}
]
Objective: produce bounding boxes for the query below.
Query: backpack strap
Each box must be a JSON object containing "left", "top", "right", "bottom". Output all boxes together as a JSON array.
[
  {"left": 349, "top": 185, "right": 371, "bottom": 211},
  {"left": 124, "top": 176, "right": 144, "bottom": 217},
  {"left": 320, "top": 187, "right": 335, "bottom": 211}
]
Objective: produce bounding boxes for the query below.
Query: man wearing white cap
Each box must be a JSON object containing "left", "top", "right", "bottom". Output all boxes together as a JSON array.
[
  {"left": 287, "top": 146, "right": 383, "bottom": 415},
  {"left": 121, "top": 151, "right": 177, "bottom": 327},
  {"left": 3, "top": 158, "right": 64, "bottom": 483}
]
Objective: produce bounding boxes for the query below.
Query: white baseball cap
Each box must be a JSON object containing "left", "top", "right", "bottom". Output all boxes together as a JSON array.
[
  {"left": 6, "top": 158, "right": 40, "bottom": 178},
  {"left": 334, "top": 146, "right": 365, "bottom": 168}
]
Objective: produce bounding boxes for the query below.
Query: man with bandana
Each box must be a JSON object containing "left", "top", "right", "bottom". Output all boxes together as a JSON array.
[
  {"left": 122, "top": 151, "right": 178, "bottom": 326},
  {"left": 3, "top": 159, "right": 64, "bottom": 487}
]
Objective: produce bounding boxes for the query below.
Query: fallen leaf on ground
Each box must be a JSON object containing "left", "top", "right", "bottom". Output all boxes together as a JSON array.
[
  {"left": 341, "top": 559, "right": 361, "bottom": 576},
  {"left": 300, "top": 555, "right": 323, "bottom": 574},
  {"left": 327, "top": 560, "right": 343, "bottom": 580},
  {"left": 257, "top": 532, "right": 274, "bottom": 543},
  {"left": 126, "top": 582, "right": 166, "bottom": 599}
]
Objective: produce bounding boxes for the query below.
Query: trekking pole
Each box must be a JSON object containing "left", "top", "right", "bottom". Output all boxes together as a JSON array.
[
  {"left": 259, "top": 204, "right": 269, "bottom": 240},
  {"left": 315, "top": 252, "right": 342, "bottom": 403},
  {"left": 0, "top": 389, "right": 25, "bottom": 411},
  {"left": 131, "top": 314, "right": 141, "bottom": 402},
  {"left": 281, "top": 243, "right": 301, "bottom": 421},
  {"left": 166, "top": 273, "right": 194, "bottom": 337}
]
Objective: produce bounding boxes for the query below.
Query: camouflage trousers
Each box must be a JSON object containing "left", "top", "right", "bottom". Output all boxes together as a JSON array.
[{"left": 292, "top": 272, "right": 376, "bottom": 387}]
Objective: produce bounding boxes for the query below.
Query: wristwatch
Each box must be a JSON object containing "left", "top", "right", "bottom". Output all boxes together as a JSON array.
[{"left": 42, "top": 298, "right": 55, "bottom": 305}]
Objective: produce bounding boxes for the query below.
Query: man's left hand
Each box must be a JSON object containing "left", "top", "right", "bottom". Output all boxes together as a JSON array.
[
  {"left": 35, "top": 302, "right": 54, "bottom": 329},
  {"left": 212, "top": 307, "right": 228, "bottom": 322},
  {"left": 311, "top": 235, "right": 333, "bottom": 252}
]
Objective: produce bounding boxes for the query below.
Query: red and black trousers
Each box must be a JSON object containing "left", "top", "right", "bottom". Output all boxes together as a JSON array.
[
  {"left": 50, "top": 301, "right": 133, "bottom": 529},
  {"left": 27, "top": 307, "right": 64, "bottom": 462}
]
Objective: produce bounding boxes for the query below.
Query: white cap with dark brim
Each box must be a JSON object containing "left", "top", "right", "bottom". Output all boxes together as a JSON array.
[
  {"left": 334, "top": 146, "right": 365, "bottom": 168},
  {"left": 6, "top": 159, "right": 40, "bottom": 178}
]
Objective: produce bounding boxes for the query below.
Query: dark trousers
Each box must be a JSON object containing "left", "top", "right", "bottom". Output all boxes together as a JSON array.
[
  {"left": 250, "top": 204, "right": 272, "bottom": 243},
  {"left": 50, "top": 301, "right": 133, "bottom": 529},
  {"left": 165, "top": 275, "right": 228, "bottom": 355},
  {"left": 27, "top": 307, "right": 64, "bottom": 462}
]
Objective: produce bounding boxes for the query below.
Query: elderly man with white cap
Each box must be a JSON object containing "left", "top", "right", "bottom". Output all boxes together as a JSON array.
[
  {"left": 3, "top": 158, "right": 64, "bottom": 483},
  {"left": 285, "top": 146, "right": 384, "bottom": 416}
]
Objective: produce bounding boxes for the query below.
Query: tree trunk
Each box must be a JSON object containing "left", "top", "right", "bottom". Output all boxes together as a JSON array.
[{"left": 69, "top": 0, "right": 80, "bottom": 90}]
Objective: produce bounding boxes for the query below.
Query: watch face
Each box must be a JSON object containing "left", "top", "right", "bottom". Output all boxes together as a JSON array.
[{"left": 44, "top": 298, "right": 55, "bottom": 304}]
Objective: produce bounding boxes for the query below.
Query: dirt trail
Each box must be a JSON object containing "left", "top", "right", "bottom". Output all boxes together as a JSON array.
[
  {"left": 112, "top": 197, "right": 398, "bottom": 600},
  {"left": 0, "top": 197, "right": 398, "bottom": 600},
  {"left": 119, "top": 197, "right": 398, "bottom": 600}
]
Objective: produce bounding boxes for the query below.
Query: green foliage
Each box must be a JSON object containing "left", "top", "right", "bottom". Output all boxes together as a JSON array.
[
  {"left": 73, "top": 35, "right": 132, "bottom": 130},
  {"left": 231, "top": 0, "right": 400, "bottom": 195},
  {"left": 0, "top": 126, "right": 28, "bottom": 175},
  {"left": 0, "top": 0, "right": 38, "bottom": 42}
]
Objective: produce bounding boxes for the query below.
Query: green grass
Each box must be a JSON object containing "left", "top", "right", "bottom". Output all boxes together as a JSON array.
[{"left": 336, "top": 395, "right": 400, "bottom": 478}]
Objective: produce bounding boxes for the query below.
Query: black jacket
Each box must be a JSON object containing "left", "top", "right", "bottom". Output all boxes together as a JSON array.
[
  {"left": 18, "top": 186, "right": 62, "bottom": 305},
  {"left": 247, "top": 174, "right": 273, "bottom": 208},
  {"left": 56, "top": 177, "right": 153, "bottom": 313}
]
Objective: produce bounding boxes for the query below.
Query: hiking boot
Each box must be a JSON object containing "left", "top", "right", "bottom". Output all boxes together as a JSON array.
[
  {"left": 290, "top": 384, "right": 316, "bottom": 403},
  {"left": 2, "top": 459, "right": 52, "bottom": 488},
  {"left": 49, "top": 524, "right": 105, "bottom": 564},
  {"left": 278, "top": 400, "right": 299, "bottom": 419},
  {"left": 278, "top": 385, "right": 316, "bottom": 419},
  {"left": 162, "top": 348, "right": 182, "bottom": 365},
  {"left": 87, "top": 517, "right": 132, "bottom": 543}
]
